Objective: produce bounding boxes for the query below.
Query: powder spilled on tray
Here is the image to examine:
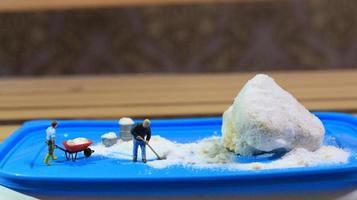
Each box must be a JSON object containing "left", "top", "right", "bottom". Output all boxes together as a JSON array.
[{"left": 92, "top": 135, "right": 349, "bottom": 170}]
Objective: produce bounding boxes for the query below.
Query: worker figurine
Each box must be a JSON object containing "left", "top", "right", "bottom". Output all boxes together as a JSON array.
[
  {"left": 131, "top": 119, "right": 151, "bottom": 163},
  {"left": 44, "top": 121, "right": 58, "bottom": 165}
]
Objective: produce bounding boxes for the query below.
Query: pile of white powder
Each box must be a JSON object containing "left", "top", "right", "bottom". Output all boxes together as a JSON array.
[
  {"left": 66, "top": 137, "right": 90, "bottom": 145},
  {"left": 101, "top": 132, "right": 117, "bottom": 139},
  {"left": 222, "top": 74, "right": 325, "bottom": 156},
  {"left": 92, "top": 135, "right": 349, "bottom": 170}
]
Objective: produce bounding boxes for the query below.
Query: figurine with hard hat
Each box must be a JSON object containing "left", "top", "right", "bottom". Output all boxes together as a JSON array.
[{"left": 131, "top": 119, "right": 151, "bottom": 163}]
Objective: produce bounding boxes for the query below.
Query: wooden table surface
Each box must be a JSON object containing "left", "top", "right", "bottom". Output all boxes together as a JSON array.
[
  {"left": 0, "top": 69, "right": 356, "bottom": 141},
  {"left": 0, "top": 0, "right": 284, "bottom": 12}
]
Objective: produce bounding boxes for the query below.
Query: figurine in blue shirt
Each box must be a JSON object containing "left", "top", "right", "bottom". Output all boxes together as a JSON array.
[{"left": 131, "top": 119, "right": 151, "bottom": 163}]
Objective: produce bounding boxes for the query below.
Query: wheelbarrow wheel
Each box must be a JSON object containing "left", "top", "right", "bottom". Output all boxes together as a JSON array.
[{"left": 84, "top": 148, "right": 93, "bottom": 157}]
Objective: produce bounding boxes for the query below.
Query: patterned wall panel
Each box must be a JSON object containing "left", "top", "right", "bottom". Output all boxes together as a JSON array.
[{"left": 0, "top": 0, "right": 356, "bottom": 76}]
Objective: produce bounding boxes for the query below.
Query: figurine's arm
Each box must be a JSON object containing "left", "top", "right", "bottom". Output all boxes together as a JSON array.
[
  {"left": 130, "top": 125, "right": 139, "bottom": 138},
  {"left": 49, "top": 132, "right": 55, "bottom": 146},
  {"left": 146, "top": 128, "right": 151, "bottom": 142},
  {"left": 51, "top": 134, "right": 56, "bottom": 142}
]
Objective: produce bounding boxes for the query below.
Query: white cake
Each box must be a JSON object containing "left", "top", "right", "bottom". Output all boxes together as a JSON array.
[{"left": 222, "top": 74, "right": 325, "bottom": 156}]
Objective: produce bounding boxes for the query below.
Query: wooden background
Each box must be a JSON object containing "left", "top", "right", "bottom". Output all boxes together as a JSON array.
[{"left": 0, "top": 69, "right": 356, "bottom": 141}]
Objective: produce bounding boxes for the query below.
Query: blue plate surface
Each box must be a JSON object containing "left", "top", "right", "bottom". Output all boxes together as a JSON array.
[{"left": 0, "top": 112, "right": 356, "bottom": 196}]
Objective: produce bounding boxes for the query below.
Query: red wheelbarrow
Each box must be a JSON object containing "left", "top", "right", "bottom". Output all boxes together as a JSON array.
[{"left": 55, "top": 140, "right": 94, "bottom": 161}]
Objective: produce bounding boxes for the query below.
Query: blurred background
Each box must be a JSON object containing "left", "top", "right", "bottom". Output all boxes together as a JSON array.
[
  {"left": 0, "top": 0, "right": 356, "bottom": 76},
  {"left": 0, "top": 2, "right": 357, "bottom": 198}
]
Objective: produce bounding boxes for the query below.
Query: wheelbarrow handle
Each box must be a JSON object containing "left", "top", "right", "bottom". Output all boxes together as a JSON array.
[
  {"left": 54, "top": 144, "right": 67, "bottom": 152},
  {"left": 44, "top": 141, "right": 67, "bottom": 152}
]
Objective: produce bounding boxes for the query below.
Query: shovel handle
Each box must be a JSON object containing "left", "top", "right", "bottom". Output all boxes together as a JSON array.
[
  {"left": 136, "top": 136, "right": 162, "bottom": 159},
  {"left": 136, "top": 136, "right": 145, "bottom": 142},
  {"left": 136, "top": 136, "right": 149, "bottom": 144}
]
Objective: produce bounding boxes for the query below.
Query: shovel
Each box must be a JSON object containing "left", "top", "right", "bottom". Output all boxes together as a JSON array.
[{"left": 136, "top": 136, "right": 166, "bottom": 160}]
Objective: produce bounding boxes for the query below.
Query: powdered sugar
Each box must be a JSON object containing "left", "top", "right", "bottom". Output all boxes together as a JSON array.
[
  {"left": 92, "top": 135, "right": 349, "bottom": 170},
  {"left": 222, "top": 74, "right": 325, "bottom": 155},
  {"left": 119, "top": 117, "right": 134, "bottom": 125},
  {"left": 101, "top": 132, "right": 117, "bottom": 139},
  {"left": 66, "top": 137, "right": 90, "bottom": 145}
]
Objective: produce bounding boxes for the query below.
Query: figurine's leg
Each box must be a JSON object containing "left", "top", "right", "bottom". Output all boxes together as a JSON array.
[
  {"left": 140, "top": 142, "right": 146, "bottom": 163},
  {"left": 44, "top": 154, "right": 51, "bottom": 165},
  {"left": 45, "top": 141, "right": 52, "bottom": 165},
  {"left": 51, "top": 155, "right": 58, "bottom": 160},
  {"left": 132, "top": 139, "right": 138, "bottom": 162},
  {"left": 50, "top": 142, "right": 57, "bottom": 160}
]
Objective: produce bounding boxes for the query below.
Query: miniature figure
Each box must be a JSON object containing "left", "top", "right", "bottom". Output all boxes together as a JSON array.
[
  {"left": 44, "top": 121, "right": 58, "bottom": 165},
  {"left": 131, "top": 119, "right": 151, "bottom": 163}
]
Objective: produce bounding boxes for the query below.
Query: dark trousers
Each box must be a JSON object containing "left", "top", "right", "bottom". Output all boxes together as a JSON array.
[
  {"left": 133, "top": 139, "right": 146, "bottom": 159},
  {"left": 47, "top": 140, "right": 55, "bottom": 156}
]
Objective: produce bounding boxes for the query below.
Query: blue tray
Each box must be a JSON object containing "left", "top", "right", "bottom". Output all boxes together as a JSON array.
[{"left": 0, "top": 112, "right": 356, "bottom": 196}]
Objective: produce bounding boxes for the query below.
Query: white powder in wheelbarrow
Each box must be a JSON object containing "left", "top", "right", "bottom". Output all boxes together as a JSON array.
[
  {"left": 67, "top": 137, "right": 89, "bottom": 146},
  {"left": 92, "top": 135, "right": 349, "bottom": 170}
]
